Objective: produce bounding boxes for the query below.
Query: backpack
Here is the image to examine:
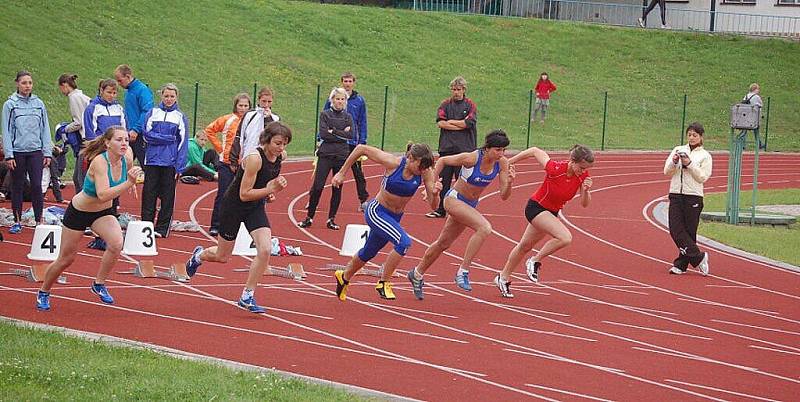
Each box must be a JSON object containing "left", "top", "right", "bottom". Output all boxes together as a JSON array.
[{"left": 741, "top": 94, "right": 754, "bottom": 105}]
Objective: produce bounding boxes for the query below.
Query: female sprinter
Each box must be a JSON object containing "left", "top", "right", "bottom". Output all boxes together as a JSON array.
[
  {"left": 331, "top": 143, "right": 440, "bottom": 301},
  {"left": 495, "top": 144, "right": 594, "bottom": 298},
  {"left": 185, "top": 122, "right": 290, "bottom": 313},
  {"left": 36, "top": 126, "right": 141, "bottom": 310}
]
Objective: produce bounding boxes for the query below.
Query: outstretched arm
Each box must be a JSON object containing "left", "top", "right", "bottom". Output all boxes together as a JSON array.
[
  {"left": 332, "top": 144, "right": 398, "bottom": 188},
  {"left": 508, "top": 146, "right": 549, "bottom": 167},
  {"left": 433, "top": 151, "right": 477, "bottom": 179}
]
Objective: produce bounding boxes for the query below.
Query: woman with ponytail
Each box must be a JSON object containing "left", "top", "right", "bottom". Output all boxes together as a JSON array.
[
  {"left": 331, "top": 143, "right": 441, "bottom": 301},
  {"left": 36, "top": 126, "right": 142, "bottom": 311},
  {"left": 495, "top": 144, "right": 594, "bottom": 298}
]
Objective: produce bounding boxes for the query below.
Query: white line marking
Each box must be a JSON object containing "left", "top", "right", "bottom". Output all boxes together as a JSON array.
[
  {"left": 504, "top": 348, "right": 625, "bottom": 374},
  {"left": 524, "top": 384, "right": 615, "bottom": 402},
  {"left": 361, "top": 324, "right": 470, "bottom": 345},
  {"left": 663, "top": 379, "right": 781, "bottom": 402},
  {"left": 711, "top": 319, "right": 800, "bottom": 336},
  {"left": 490, "top": 322, "right": 597, "bottom": 342},
  {"left": 602, "top": 321, "right": 712, "bottom": 340},
  {"left": 676, "top": 298, "right": 780, "bottom": 315},
  {"left": 748, "top": 345, "right": 800, "bottom": 356},
  {"left": 558, "top": 280, "right": 650, "bottom": 295},
  {"left": 631, "top": 347, "right": 758, "bottom": 371}
]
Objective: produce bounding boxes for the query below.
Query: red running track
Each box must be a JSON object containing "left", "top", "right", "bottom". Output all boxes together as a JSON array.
[{"left": 1, "top": 152, "right": 799, "bottom": 401}]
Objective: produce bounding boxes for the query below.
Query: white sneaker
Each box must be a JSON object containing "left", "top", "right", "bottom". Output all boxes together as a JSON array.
[
  {"left": 668, "top": 266, "right": 684, "bottom": 275},
  {"left": 525, "top": 258, "right": 540, "bottom": 283},
  {"left": 698, "top": 253, "right": 709, "bottom": 276},
  {"left": 494, "top": 275, "right": 514, "bottom": 298},
  {"left": 637, "top": 17, "right": 645, "bottom": 28},
  {"left": 661, "top": 24, "right": 671, "bottom": 30}
]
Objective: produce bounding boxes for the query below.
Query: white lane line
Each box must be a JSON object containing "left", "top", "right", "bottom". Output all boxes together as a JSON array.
[
  {"left": 676, "top": 298, "right": 780, "bottom": 316},
  {"left": 361, "top": 323, "right": 470, "bottom": 345},
  {"left": 575, "top": 299, "right": 678, "bottom": 316},
  {"left": 704, "top": 284, "right": 756, "bottom": 289},
  {"left": 504, "top": 349, "right": 625, "bottom": 374},
  {"left": 524, "top": 384, "right": 615, "bottom": 402},
  {"left": 275, "top": 287, "right": 332, "bottom": 299},
  {"left": 509, "top": 305, "right": 571, "bottom": 317},
  {"left": 748, "top": 345, "right": 800, "bottom": 356},
  {"left": 711, "top": 319, "right": 800, "bottom": 336},
  {"left": 663, "top": 379, "right": 781, "bottom": 402},
  {"left": 558, "top": 280, "right": 650, "bottom": 295},
  {"left": 490, "top": 322, "right": 598, "bottom": 342},
  {"left": 507, "top": 287, "right": 552, "bottom": 296},
  {"left": 631, "top": 347, "right": 758, "bottom": 372},
  {"left": 602, "top": 321, "right": 712, "bottom": 341},
  {"left": 363, "top": 303, "right": 458, "bottom": 319}
]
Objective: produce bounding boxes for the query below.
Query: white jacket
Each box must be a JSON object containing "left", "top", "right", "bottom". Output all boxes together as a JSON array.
[
  {"left": 664, "top": 145, "right": 712, "bottom": 197},
  {"left": 239, "top": 107, "right": 280, "bottom": 159},
  {"left": 67, "top": 89, "right": 90, "bottom": 138}
]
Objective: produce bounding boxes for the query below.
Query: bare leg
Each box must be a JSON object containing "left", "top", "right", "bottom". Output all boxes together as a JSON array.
[
  {"left": 200, "top": 238, "right": 235, "bottom": 264},
  {"left": 244, "top": 227, "right": 272, "bottom": 291},
  {"left": 444, "top": 198, "right": 492, "bottom": 271},
  {"left": 415, "top": 214, "right": 466, "bottom": 276},
  {"left": 530, "top": 213, "right": 572, "bottom": 262},
  {"left": 40, "top": 228, "right": 84, "bottom": 292},
  {"left": 343, "top": 254, "right": 368, "bottom": 281},
  {"left": 380, "top": 250, "right": 404, "bottom": 281},
  {"left": 499, "top": 222, "right": 546, "bottom": 281},
  {"left": 89, "top": 215, "right": 124, "bottom": 284}
]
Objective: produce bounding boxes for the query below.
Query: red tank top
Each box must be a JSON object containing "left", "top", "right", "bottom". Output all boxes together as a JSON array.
[{"left": 531, "top": 159, "right": 589, "bottom": 212}]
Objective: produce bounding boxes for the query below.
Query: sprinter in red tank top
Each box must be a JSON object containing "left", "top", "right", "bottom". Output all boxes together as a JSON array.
[{"left": 494, "top": 144, "right": 594, "bottom": 298}]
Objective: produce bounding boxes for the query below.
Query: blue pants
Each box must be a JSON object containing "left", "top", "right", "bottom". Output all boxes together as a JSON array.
[
  {"left": 10, "top": 151, "right": 44, "bottom": 222},
  {"left": 358, "top": 199, "right": 412, "bottom": 262}
]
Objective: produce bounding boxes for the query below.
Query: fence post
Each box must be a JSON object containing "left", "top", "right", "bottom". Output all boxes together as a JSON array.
[
  {"left": 381, "top": 85, "right": 388, "bottom": 151},
  {"left": 601, "top": 91, "right": 608, "bottom": 151},
  {"left": 680, "top": 93, "right": 687, "bottom": 145},
  {"left": 763, "top": 96, "right": 771, "bottom": 151},
  {"left": 314, "top": 84, "right": 320, "bottom": 153},
  {"left": 192, "top": 82, "right": 199, "bottom": 137},
  {"left": 526, "top": 89, "right": 533, "bottom": 148},
  {"left": 709, "top": 1, "right": 717, "bottom": 32},
  {"left": 252, "top": 83, "right": 257, "bottom": 105}
]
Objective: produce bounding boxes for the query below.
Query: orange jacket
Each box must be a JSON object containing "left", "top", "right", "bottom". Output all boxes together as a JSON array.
[{"left": 203, "top": 113, "right": 242, "bottom": 165}]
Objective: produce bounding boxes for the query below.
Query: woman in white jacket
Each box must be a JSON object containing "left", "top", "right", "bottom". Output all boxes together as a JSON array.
[
  {"left": 664, "top": 122, "right": 712, "bottom": 276},
  {"left": 57, "top": 73, "right": 91, "bottom": 193}
]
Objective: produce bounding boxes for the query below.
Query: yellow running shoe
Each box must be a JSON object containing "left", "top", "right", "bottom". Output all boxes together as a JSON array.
[
  {"left": 375, "top": 281, "right": 396, "bottom": 300},
  {"left": 334, "top": 270, "right": 349, "bottom": 301}
]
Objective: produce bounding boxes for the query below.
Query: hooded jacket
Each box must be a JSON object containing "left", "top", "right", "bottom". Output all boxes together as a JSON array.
[
  {"left": 664, "top": 145, "right": 712, "bottom": 197},
  {"left": 2, "top": 92, "right": 52, "bottom": 159},
  {"left": 123, "top": 78, "right": 154, "bottom": 135},
  {"left": 142, "top": 102, "right": 189, "bottom": 173},
  {"left": 83, "top": 95, "right": 126, "bottom": 140},
  {"left": 66, "top": 88, "right": 91, "bottom": 138}
]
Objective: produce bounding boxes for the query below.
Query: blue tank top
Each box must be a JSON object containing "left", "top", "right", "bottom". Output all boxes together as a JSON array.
[
  {"left": 382, "top": 157, "right": 421, "bottom": 197},
  {"left": 82, "top": 152, "right": 128, "bottom": 198},
  {"left": 459, "top": 149, "right": 500, "bottom": 188}
]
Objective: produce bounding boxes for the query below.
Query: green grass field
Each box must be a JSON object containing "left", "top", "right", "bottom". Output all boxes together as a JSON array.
[
  {"left": 1, "top": 0, "right": 798, "bottom": 161},
  {"left": 700, "top": 189, "right": 800, "bottom": 266},
  {"left": 0, "top": 320, "right": 369, "bottom": 401}
]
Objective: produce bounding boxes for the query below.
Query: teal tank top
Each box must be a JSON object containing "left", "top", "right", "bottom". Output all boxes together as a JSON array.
[{"left": 82, "top": 152, "right": 128, "bottom": 197}]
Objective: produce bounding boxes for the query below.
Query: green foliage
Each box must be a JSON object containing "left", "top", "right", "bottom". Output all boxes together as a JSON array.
[
  {"left": 0, "top": 321, "right": 366, "bottom": 401},
  {"left": 1, "top": 0, "right": 798, "bottom": 163}
]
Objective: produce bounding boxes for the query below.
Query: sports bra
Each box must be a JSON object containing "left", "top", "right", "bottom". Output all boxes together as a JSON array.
[
  {"left": 82, "top": 152, "right": 128, "bottom": 198},
  {"left": 459, "top": 149, "right": 499, "bottom": 188},
  {"left": 381, "top": 157, "right": 421, "bottom": 197}
]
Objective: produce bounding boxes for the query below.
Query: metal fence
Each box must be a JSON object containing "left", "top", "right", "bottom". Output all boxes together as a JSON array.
[{"left": 404, "top": 0, "right": 800, "bottom": 37}]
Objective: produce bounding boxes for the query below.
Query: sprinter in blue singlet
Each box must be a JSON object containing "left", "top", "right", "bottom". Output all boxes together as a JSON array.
[
  {"left": 36, "top": 126, "right": 142, "bottom": 311},
  {"left": 408, "top": 130, "right": 514, "bottom": 300},
  {"left": 331, "top": 143, "right": 441, "bottom": 301}
]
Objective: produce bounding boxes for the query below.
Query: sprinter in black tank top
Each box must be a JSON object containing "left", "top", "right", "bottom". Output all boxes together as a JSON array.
[{"left": 185, "top": 121, "right": 292, "bottom": 314}]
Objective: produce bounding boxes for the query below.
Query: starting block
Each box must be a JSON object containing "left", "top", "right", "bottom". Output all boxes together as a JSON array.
[
  {"left": 7, "top": 264, "right": 67, "bottom": 284},
  {"left": 233, "top": 263, "right": 306, "bottom": 280},
  {"left": 322, "top": 262, "right": 396, "bottom": 278},
  {"left": 119, "top": 260, "right": 188, "bottom": 282}
]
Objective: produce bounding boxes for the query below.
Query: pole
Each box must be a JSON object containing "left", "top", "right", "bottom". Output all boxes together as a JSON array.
[
  {"left": 314, "top": 84, "right": 321, "bottom": 152},
  {"left": 192, "top": 82, "right": 199, "bottom": 137},
  {"left": 763, "top": 96, "right": 771, "bottom": 151},
  {"left": 526, "top": 89, "right": 533, "bottom": 148},
  {"left": 252, "top": 83, "right": 257, "bottom": 105},
  {"left": 709, "top": 0, "right": 716, "bottom": 32},
  {"left": 381, "top": 85, "right": 388, "bottom": 151},
  {"left": 601, "top": 91, "right": 608, "bottom": 151},
  {"left": 751, "top": 129, "right": 760, "bottom": 224},
  {"left": 680, "top": 94, "right": 687, "bottom": 145}
]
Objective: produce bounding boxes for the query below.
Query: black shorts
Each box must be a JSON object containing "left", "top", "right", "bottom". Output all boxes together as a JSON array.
[
  {"left": 525, "top": 199, "right": 558, "bottom": 223},
  {"left": 218, "top": 202, "right": 270, "bottom": 241},
  {"left": 62, "top": 203, "right": 116, "bottom": 231}
]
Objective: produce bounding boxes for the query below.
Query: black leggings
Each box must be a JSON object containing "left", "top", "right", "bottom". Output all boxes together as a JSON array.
[
  {"left": 642, "top": 0, "right": 667, "bottom": 25},
  {"left": 306, "top": 155, "right": 345, "bottom": 220},
  {"left": 10, "top": 151, "right": 44, "bottom": 222}
]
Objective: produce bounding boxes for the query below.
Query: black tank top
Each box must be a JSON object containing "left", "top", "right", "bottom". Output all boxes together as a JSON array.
[{"left": 223, "top": 147, "right": 282, "bottom": 209}]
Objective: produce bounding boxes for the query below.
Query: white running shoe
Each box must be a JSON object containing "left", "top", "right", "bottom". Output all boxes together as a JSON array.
[
  {"left": 668, "top": 266, "right": 684, "bottom": 275},
  {"left": 525, "top": 258, "right": 541, "bottom": 283},
  {"left": 637, "top": 17, "right": 645, "bottom": 28},
  {"left": 494, "top": 275, "right": 514, "bottom": 298},
  {"left": 698, "top": 253, "right": 709, "bottom": 276}
]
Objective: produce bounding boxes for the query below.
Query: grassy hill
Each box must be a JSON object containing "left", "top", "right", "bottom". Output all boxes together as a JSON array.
[{"left": 1, "top": 0, "right": 798, "bottom": 159}]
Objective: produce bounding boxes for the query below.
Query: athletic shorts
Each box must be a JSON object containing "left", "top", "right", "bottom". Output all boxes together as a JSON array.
[
  {"left": 525, "top": 199, "right": 558, "bottom": 223},
  {"left": 62, "top": 203, "right": 116, "bottom": 231},
  {"left": 218, "top": 201, "right": 270, "bottom": 242},
  {"left": 445, "top": 188, "right": 479, "bottom": 209}
]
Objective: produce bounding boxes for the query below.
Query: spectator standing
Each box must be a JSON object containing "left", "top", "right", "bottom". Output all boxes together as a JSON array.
[
  {"left": 742, "top": 83, "right": 763, "bottom": 108},
  {"left": 57, "top": 73, "right": 91, "bottom": 193},
  {"left": 230, "top": 88, "right": 279, "bottom": 166},
  {"left": 84, "top": 79, "right": 126, "bottom": 140},
  {"left": 114, "top": 64, "right": 153, "bottom": 165},
  {"left": 533, "top": 72, "right": 557, "bottom": 124},
  {"left": 426, "top": 76, "right": 477, "bottom": 218},
  {"left": 141, "top": 84, "right": 189, "bottom": 238},
  {"left": 324, "top": 72, "right": 369, "bottom": 210},
  {"left": 2, "top": 71, "right": 52, "bottom": 234},
  {"left": 638, "top": 0, "right": 669, "bottom": 29}
]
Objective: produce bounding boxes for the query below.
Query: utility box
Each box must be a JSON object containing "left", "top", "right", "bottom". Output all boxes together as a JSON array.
[{"left": 731, "top": 104, "right": 760, "bottom": 130}]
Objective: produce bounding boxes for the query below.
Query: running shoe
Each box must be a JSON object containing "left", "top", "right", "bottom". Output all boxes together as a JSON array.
[
  {"left": 637, "top": 17, "right": 645, "bottom": 28},
  {"left": 494, "top": 275, "right": 514, "bottom": 298},
  {"left": 424, "top": 210, "right": 445, "bottom": 218},
  {"left": 36, "top": 290, "right": 50, "bottom": 311},
  {"left": 326, "top": 219, "right": 340, "bottom": 230},
  {"left": 186, "top": 246, "right": 204, "bottom": 277},
  {"left": 697, "top": 252, "right": 709, "bottom": 276},
  {"left": 208, "top": 228, "right": 219, "bottom": 237},
  {"left": 454, "top": 271, "right": 472, "bottom": 291},
  {"left": 526, "top": 258, "right": 541, "bottom": 283},
  {"left": 298, "top": 217, "right": 313, "bottom": 228},
  {"left": 376, "top": 281, "right": 396, "bottom": 300},
  {"left": 91, "top": 282, "right": 114, "bottom": 304},
  {"left": 9, "top": 223, "right": 22, "bottom": 234},
  {"left": 407, "top": 269, "right": 425, "bottom": 300},
  {"left": 237, "top": 296, "right": 266, "bottom": 314},
  {"left": 668, "top": 267, "right": 685, "bottom": 275},
  {"left": 334, "top": 270, "right": 349, "bottom": 301}
]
